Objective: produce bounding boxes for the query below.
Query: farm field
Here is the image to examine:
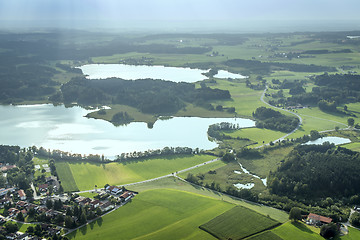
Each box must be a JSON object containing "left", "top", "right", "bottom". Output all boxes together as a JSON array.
[
  {"left": 57, "top": 154, "right": 214, "bottom": 191},
  {"left": 68, "top": 188, "right": 234, "bottom": 240},
  {"left": 129, "top": 177, "right": 289, "bottom": 223},
  {"left": 246, "top": 231, "right": 283, "bottom": 240},
  {"left": 55, "top": 161, "right": 79, "bottom": 192},
  {"left": 200, "top": 205, "right": 280, "bottom": 240}
]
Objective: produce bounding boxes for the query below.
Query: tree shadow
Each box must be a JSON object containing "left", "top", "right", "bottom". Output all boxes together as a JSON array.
[
  {"left": 89, "top": 221, "right": 95, "bottom": 230},
  {"left": 291, "top": 221, "right": 313, "bottom": 234},
  {"left": 80, "top": 225, "right": 87, "bottom": 236},
  {"left": 97, "top": 217, "right": 103, "bottom": 227}
]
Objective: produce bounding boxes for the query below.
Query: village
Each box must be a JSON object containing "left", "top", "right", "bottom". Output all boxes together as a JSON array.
[{"left": 0, "top": 162, "right": 136, "bottom": 240}]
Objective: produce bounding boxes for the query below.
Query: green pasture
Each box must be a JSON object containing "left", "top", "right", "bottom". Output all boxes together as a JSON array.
[
  {"left": 58, "top": 155, "right": 214, "bottom": 191},
  {"left": 223, "top": 128, "right": 285, "bottom": 148},
  {"left": 343, "top": 142, "right": 360, "bottom": 152},
  {"left": 238, "top": 146, "right": 294, "bottom": 178},
  {"left": 68, "top": 188, "right": 233, "bottom": 240},
  {"left": 272, "top": 222, "right": 323, "bottom": 240},
  {"left": 130, "top": 177, "right": 288, "bottom": 223},
  {"left": 200, "top": 205, "right": 280, "bottom": 240},
  {"left": 177, "top": 160, "right": 227, "bottom": 179}
]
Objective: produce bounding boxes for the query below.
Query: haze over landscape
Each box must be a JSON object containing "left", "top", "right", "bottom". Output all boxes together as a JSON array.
[{"left": 1, "top": 0, "right": 360, "bottom": 32}]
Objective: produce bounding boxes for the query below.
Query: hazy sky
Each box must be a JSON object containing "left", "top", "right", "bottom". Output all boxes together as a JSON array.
[{"left": 1, "top": 0, "right": 360, "bottom": 31}]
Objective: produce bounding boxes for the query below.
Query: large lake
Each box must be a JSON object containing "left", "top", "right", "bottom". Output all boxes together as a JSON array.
[
  {"left": 79, "top": 64, "right": 246, "bottom": 82},
  {"left": 0, "top": 104, "right": 255, "bottom": 159}
]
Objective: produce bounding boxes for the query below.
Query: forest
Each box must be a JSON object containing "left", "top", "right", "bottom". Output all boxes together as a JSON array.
[
  {"left": 268, "top": 143, "right": 360, "bottom": 199},
  {"left": 252, "top": 107, "right": 299, "bottom": 132},
  {"left": 60, "top": 77, "right": 231, "bottom": 114}
]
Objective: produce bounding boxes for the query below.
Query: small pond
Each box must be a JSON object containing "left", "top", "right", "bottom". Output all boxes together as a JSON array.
[{"left": 304, "top": 136, "right": 351, "bottom": 146}]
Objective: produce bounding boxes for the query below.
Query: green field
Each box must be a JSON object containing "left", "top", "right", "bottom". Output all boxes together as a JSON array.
[
  {"left": 69, "top": 188, "right": 234, "bottom": 240},
  {"left": 57, "top": 155, "right": 214, "bottom": 191},
  {"left": 177, "top": 160, "right": 227, "bottom": 179},
  {"left": 238, "top": 146, "right": 294, "bottom": 178},
  {"left": 55, "top": 161, "right": 79, "bottom": 192},
  {"left": 343, "top": 142, "right": 360, "bottom": 152},
  {"left": 246, "top": 231, "right": 283, "bottom": 240},
  {"left": 223, "top": 128, "right": 285, "bottom": 148},
  {"left": 271, "top": 222, "right": 323, "bottom": 240},
  {"left": 129, "top": 177, "right": 288, "bottom": 223},
  {"left": 200, "top": 205, "right": 280, "bottom": 240}
]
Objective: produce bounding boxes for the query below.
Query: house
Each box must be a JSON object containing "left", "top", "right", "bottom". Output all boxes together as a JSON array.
[
  {"left": 106, "top": 185, "right": 123, "bottom": 195},
  {"left": 79, "top": 198, "right": 92, "bottom": 206},
  {"left": 16, "top": 201, "right": 28, "bottom": 209},
  {"left": 38, "top": 184, "right": 48, "bottom": 193},
  {"left": 100, "top": 201, "right": 113, "bottom": 212},
  {"left": 307, "top": 213, "right": 332, "bottom": 225},
  {"left": 74, "top": 196, "right": 85, "bottom": 203},
  {"left": 0, "top": 187, "right": 15, "bottom": 197},
  {"left": 0, "top": 197, "right": 10, "bottom": 207},
  {"left": 90, "top": 200, "right": 101, "bottom": 209},
  {"left": 105, "top": 185, "right": 115, "bottom": 193},
  {"left": 21, "top": 209, "right": 27, "bottom": 217},
  {"left": 0, "top": 164, "right": 16, "bottom": 172},
  {"left": 18, "top": 190, "right": 26, "bottom": 200},
  {"left": 120, "top": 191, "right": 133, "bottom": 202},
  {"left": 8, "top": 208, "right": 19, "bottom": 218}
]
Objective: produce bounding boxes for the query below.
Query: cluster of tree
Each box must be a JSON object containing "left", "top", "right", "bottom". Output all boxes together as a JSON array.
[
  {"left": 115, "top": 146, "right": 201, "bottom": 162},
  {"left": 60, "top": 77, "right": 231, "bottom": 114},
  {"left": 224, "top": 59, "right": 335, "bottom": 75},
  {"left": 111, "top": 111, "right": 134, "bottom": 126},
  {"left": 302, "top": 49, "right": 352, "bottom": 54},
  {"left": 276, "top": 74, "right": 360, "bottom": 112},
  {"left": 253, "top": 107, "right": 299, "bottom": 132},
  {"left": 259, "top": 193, "right": 349, "bottom": 223},
  {"left": 34, "top": 146, "right": 106, "bottom": 163},
  {"left": 207, "top": 122, "right": 244, "bottom": 141},
  {"left": 0, "top": 145, "right": 34, "bottom": 194},
  {"left": 236, "top": 148, "right": 263, "bottom": 159},
  {"left": 268, "top": 143, "right": 360, "bottom": 199}
]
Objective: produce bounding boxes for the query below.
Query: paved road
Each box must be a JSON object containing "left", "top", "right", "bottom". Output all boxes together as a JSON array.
[{"left": 256, "top": 85, "right": 303, "bottom": 148}]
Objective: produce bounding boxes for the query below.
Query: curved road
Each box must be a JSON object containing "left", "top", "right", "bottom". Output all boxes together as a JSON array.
[{"left": 257, "top": 85, "right": 303, "bottom": 147}]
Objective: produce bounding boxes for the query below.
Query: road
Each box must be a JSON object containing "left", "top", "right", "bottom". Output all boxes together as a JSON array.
[{"left": 256, "top": 85, "right": 303, "bottom": 148}]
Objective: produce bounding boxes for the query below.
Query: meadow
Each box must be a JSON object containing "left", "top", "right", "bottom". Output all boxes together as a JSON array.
[
  {"left": 68, "top": 188, "right": 234, "bottom": 240},
  {"left": 200, "top": 205, "right": 280, "bottom": 240},
  {"left": 56, "top": 154, "right": 214, "bottom": 191}
]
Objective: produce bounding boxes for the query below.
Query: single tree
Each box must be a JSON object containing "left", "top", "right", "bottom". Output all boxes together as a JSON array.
[
  {"left": 320, "top": 223, "right": 339, "bottom": 239},
  {"left": 289, "top": 207, "right": 302, "bottom": 222},
  {"left": 348, "top": 118, "right": 355, "bottom": 127}
]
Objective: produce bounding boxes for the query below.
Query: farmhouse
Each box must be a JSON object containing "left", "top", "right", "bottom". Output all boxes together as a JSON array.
[
  {"left": 38, "top": 183, "right": 48, "bottom": 193},
  {"left": 106, "top": 185, "right": 123, "bottom": 195},
  {"left": 120, "top": 191, "right": 134, "bottom": 202},
  {"left": 307, "top": 213, "right": 332, "bottom": 225},
  {"left": 18, "top": 189, "right": 26, "bottom": 200}
]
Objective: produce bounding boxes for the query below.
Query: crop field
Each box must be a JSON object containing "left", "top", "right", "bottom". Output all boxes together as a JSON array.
[
  {"left": 55, "top": 161, "right": 79, "bottom": 192},
  {"left": 57, "top": 154, "right": 214, "bottom": 191},
  {"left": 200, "top": 205, "right": 280, "bottom": 240},
  {"left": 68, "top": 188, "right": 234, "bottom": 240},
  {"left": 246, "top": 231, "right": 283, "bottom": 240}
]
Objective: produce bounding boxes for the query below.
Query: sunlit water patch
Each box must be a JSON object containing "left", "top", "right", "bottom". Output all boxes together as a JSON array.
[{"left": 0, "top": 104, "right": 255, "bottom": 159}]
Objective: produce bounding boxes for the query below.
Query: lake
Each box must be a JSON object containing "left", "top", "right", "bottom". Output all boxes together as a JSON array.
[
  {"left": 78, "top": 64, "right": 246, "bottom": 82},
  {"left": 0, "top": 104, "right": 255, "bottom": 159},
  {"left": 304, "top": 136, "right": 351, "bottom": 145}
]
